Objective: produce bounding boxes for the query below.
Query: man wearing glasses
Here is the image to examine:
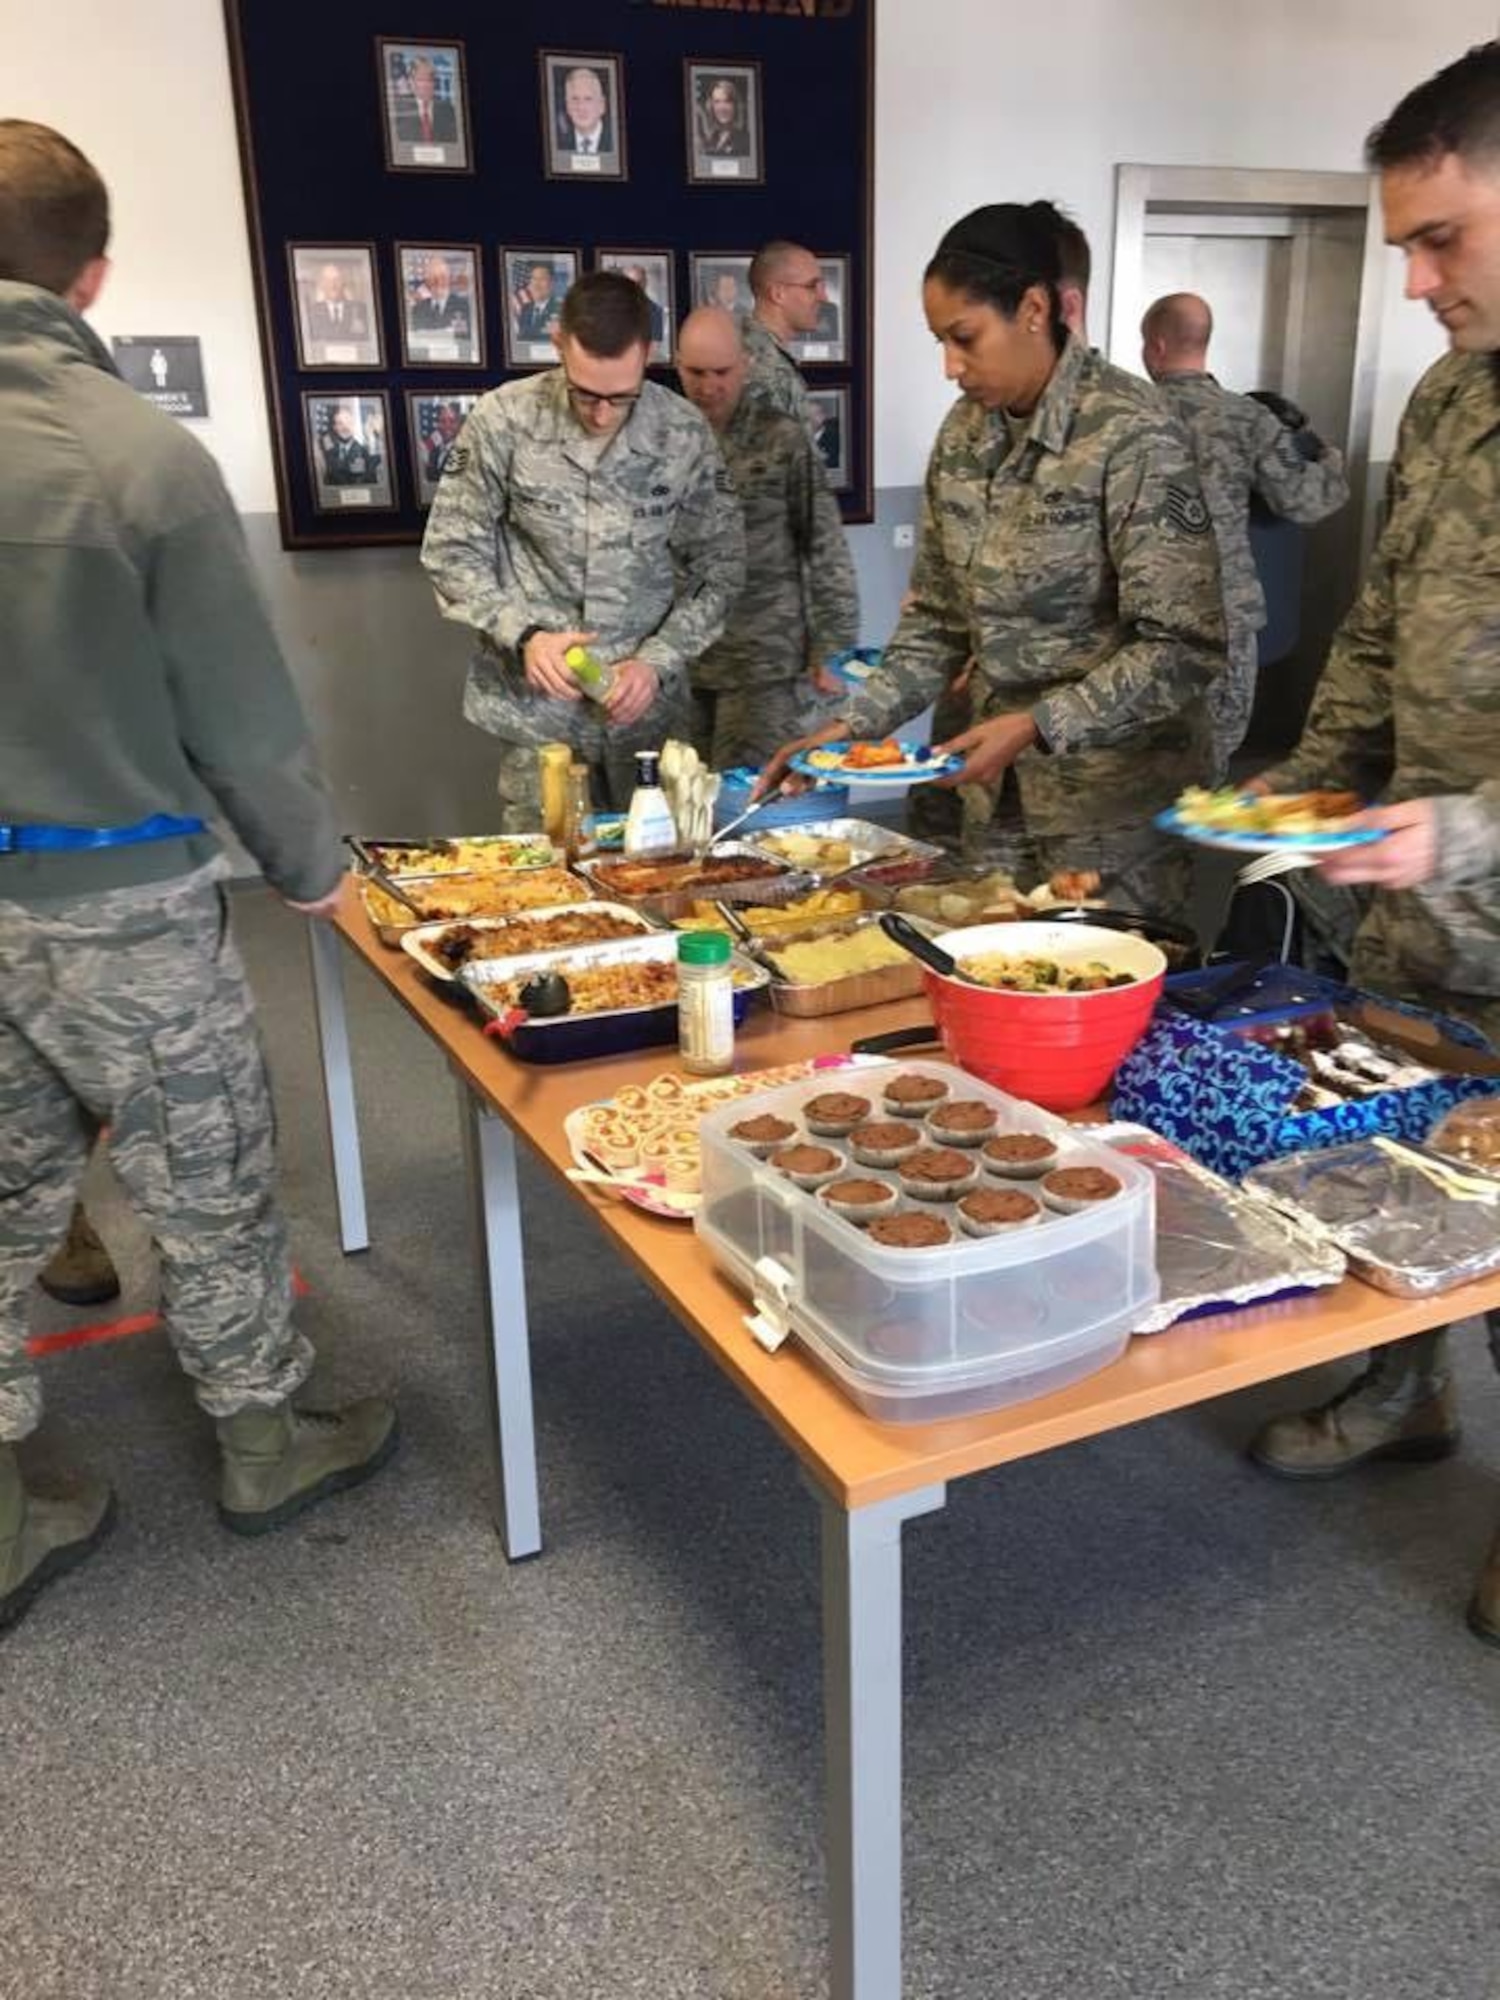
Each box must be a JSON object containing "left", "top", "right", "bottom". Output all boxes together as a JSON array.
[
  {"left": 421, "top": 271, "right": 745, "bottom": 824},
  {"left": 742, "top": 240, "right": 828, "bottom": 444}
]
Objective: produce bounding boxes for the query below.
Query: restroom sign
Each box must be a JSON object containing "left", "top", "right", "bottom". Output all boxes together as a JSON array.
[{"left": 111, "top": 336, "right": 209, "bottom": 419}]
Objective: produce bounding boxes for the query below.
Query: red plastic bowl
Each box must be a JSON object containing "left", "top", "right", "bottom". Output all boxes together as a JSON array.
[{"left": 924, "top": 921, "right": 1167, "bottom": 1111}]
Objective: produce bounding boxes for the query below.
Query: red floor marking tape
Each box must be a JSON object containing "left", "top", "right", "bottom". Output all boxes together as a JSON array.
[{"left": 28, "top": 1269, "right": 311, "bottom": 1359}]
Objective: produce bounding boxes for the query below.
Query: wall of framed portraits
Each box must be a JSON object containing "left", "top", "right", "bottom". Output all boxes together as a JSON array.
[{"left": 224, "top": 0, "right": 874, "bottom": 549}]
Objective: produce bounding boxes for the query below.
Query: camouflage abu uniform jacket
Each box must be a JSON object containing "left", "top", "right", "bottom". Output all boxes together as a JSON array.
[
  {"left": 847, "top": 336, "right": 1226, "bottom": 837},
  {"left": 693, "top": 396, "right": 858, "bottom": 690},
  {"left": 742, "top": 315, "right": 820, "bottom": 443},
  {"left": 1266, "top": 350, "right": 1500, "bottom": 1005},
  {"left": 1152, "top": 371, "right": 1350, "bottom": 641},
  {"left": 420, "top": 372, "right": 745, "bottom": 747}
]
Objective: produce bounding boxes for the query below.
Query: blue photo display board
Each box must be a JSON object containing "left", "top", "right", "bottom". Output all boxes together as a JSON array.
[{"left": 224, "top": 0, "right": 874, "bottom": 548}]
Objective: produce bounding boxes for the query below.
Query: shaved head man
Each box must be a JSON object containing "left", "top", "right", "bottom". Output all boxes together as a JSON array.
[
  {"left": 675, "top": 305, "right": 857, "bottom": 769},
  {"left": 1141, "top": 292, "right": 1214, "bottom": 375},
  {"left": 1140, "top": 288, "right": 1348, "bottom": 776}
]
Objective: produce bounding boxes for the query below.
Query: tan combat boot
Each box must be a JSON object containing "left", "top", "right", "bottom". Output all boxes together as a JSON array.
[
  {"left": 1248, "top": 1331, "right": 1459, "bottom": 1479},
  {"left": 0, "top": 1443, "right": 115, "bottom": 1636},
  {"left": 37, "top": 1205, "right": 121, "bottom": 1307},
  {"left": 216, "top": 1397, "right": 399, "bottom": 1536},
  {"left": 1467, "top": 1525, "right": 1500, "bottom": 1649}
]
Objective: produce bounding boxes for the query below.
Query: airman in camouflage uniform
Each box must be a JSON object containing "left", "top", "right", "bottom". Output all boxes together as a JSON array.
[
  {"left": 837, "top": 334, "right": 1225, "bottom": 919},
  {"left": 1241, "top": 41, "right": 1500, "bottom": 1647},
  {"left": 421, "top": 368, "right": 745, "bottom": 826},
  {"left": 677, "top": 306, "right": 858, "bottom": 767},
  {"left": 742, "top": 241, "right": 828, "bottom": 444},
  {"left": 0, "top": 122, "right": 396, "bottom": 1632},
  {"left": 1143, "top": 293, "right": 1351, "bottom": 776}
]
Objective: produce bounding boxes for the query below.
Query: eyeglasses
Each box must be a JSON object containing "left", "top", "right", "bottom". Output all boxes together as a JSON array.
[
  {"left": 782, "top": 276, "right": 825, "bottom": 292},
  {"left": 564, "top": 377, "right": 642, "bottom": 412}
]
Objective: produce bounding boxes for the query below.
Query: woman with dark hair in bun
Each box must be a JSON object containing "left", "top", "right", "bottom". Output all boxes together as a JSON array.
[{"left": 761, "top": 201, "right": 1226, "bottom": 919}]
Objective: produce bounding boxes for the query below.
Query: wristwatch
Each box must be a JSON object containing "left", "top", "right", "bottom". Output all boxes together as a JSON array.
[{"left": 516, "top": 623, "right": 547, "bottom": 657}]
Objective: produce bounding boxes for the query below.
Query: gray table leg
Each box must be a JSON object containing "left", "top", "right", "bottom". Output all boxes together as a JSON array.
[
  {"left": 818, "top": 1479, "right": 946, "bottom": 2000},
  {"left": 456, "top": 1079, "right": 542, "bottom": 1561},
  {"left": 307, "top": 919, "right": 369, "bottom": 1255}
]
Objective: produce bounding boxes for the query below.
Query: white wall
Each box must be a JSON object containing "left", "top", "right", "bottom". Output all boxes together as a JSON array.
[
  {"left": 10, "top": 0, "right": 1496, "bottom": 510},
  {"left": 873, "top": 0, "right": 1496, "bottom": 488},
  {"left": 11, "top": 0, "right": 279, "bottom": 512}
]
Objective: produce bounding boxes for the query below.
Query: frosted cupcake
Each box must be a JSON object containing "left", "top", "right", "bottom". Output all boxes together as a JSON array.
[
  {"left": 898, "top": 1146, "right": 980, "bottom": 1203},
  {"left": 802, "top": 1090, "right": 874, "bottom": 1139},
  {"left": 980, "top": 1132, "right": 1060, "bottom": 1180},
  {"left": 868, "top": 1211, "right": 953, "bottom": 1250},
  {"left": 1040, "top": 1165, "right": 1123, "bottom": 1213},
  {"left": 849, "top": 1120, "right": 924, "bottom": 1170},
  {"left": 769, "top": 1142, "right": 844, "bottom": 1192},
  {"left": 925, "top": 1099, "right": 1000, "bottom": 1149},
  {"left": 819, "top": 1177, "right": 901, "bottom": 1226},
  {"left": 882, "top": 1072, "right": 951, "bottom": 1120},
  {"left": 730, "top": 1112, "right": 798, "bottom": 1159},
  {"left": 956, "top": 1187, "right": 1043, "bottom": 1239}
]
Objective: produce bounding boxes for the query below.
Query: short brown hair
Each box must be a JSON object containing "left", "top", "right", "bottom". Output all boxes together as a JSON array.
[
  {"left": 558, "top": 269, "right": 650, "bottom": 357},
  {"left": 0, "top": 120, "right": 110, "bottom": 295},
  {"left": 1367, "top": 40, "right": 1500, "bottom": 171}
]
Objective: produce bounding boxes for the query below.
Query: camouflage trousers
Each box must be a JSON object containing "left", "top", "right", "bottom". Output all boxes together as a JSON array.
[
  {"left": 1207, "top": 628, "right": 1262, "bottom": 783},
  {"left": 0, "top": 862, "right": 311, "bottom": 1442},
  {"left": 904, "top": 673, "right": 973, "bottom": 852},
  {"left": 689, "top": 679, "right": 812, "bottom": 773},
  {"left": 494, "top": 704, "right": 689, "bottom": 832}
]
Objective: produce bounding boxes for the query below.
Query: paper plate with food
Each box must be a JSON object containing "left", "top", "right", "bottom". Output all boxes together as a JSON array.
[
  {"left": 789, "top": 739, "right": 963, "bottom": 786},
  {"left": 1156, "top": 787, "right": 1386, "bottom": 854}
]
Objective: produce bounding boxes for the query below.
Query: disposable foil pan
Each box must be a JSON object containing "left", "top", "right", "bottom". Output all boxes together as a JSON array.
[
  {"left": 1244, "top": 1140, "right": 1500, "bottom": 1297},
  {"left": 1104, "top": 1127, "right": 1345, "bottom": 1330}
]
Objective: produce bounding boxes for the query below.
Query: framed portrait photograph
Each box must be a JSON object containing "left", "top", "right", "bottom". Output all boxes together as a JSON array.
[
  {"left": 396, "top": 243, "right": 484, "bottom": 367},
  {"left": 787, "top": 256, "right": 849, "bottom": 367},
  {"left": 406, "top": 391, "right": 482, "bottom": 510},
  {"left": 288, "top": 245, "right": 383, "bottom": 370},
  {"left": 540, "top": 51, "right": 626, "bottom": 182},
  {"left": 303, "top": 392, "right": 395, "bottom": 514},
  {"left": 595, "top": 250, "right": 675, "bottom": 367},
  {"left": 688, "top": 253, "right": 752, "bottom": 320},
  {"left": 377, "top": 39, "right": 471, "bottom": 172},
  {"left": 501, "top": 248, "right": 579, "bottom": 368},
  {"left": 807, "top": 388, "right": 851, "bottom": 493},
  {"left": 684, "top": 61, "right": 764, "bottom": 186}
]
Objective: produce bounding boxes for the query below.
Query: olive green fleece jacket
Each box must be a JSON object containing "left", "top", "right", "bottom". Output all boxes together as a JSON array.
[{"left": 0, "top": 281, "right": 340, "bottom": 901}]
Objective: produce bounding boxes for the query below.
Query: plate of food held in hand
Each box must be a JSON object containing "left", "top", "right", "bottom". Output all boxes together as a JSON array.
[
  {"left": 789, "top": 739, "right": 963, "bottom": 786},
  {"left": 1156, "top": 787, "right": 1386, "bottom": 854}
]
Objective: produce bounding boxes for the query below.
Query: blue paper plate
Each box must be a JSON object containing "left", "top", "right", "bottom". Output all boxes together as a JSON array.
[
  {"left": 789, "top": 741, "right": 962, "bottom": 787},
  {"left": 1154, "top": 805, "right": 1386, "bottom": 855},
  {"left": 824, "top": 647, "right": 885, "bottom": 688}
]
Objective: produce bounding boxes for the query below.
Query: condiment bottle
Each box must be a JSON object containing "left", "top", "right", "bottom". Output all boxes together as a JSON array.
[
  {"left": 678, "top": 930, "right": 735, "bottom": 1076},
  {"left": 537, "top": 741, "right": 573, "bottom": 849},
  {"left": 564, "top": 644, "right": 616, "bottom": 703},
  {"left": 565, "top": 762, "right": 597, "bottom": 861},
  {"left": 623, "top": 749, "right": 678, "bottom": 858}
]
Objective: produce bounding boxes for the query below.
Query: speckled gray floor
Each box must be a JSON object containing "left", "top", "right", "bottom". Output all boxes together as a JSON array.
[{"left": 5, "top": 886, "right": 1499, "bottom": 2000}]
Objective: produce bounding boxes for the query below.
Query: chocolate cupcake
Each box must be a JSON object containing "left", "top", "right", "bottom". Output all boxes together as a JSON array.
[
  {"left": 882, "top": 1072, "right": 951, "bottom": 1120},
  {"left": 730, "top": 1112, "right": 799, "bottom": 1159},
  {"left": 1041, "top": 1164, "right": 1123, "bottom": 1213},
  {"left": 849, "top": 1120, "right": 924, "bottom": 1169},
  {"left": 981, "top": 1131, "right": 1060, "bottom": 1180},
  {"left": 802, "top": 1090, "right": 874, "bottom": 1139},
  {"left": 868, "top": 1211, "right": 953, "bottom": 1250},
  {"left": 769, "top": 1142, "right": 844, "bottom": 1192},
  {"left": 925, "top": 1099, "right": 1000, "bottom": 1149},
  {"left": 956, "top": 1187, "right": 1042, "bottom": 1239},
  {"left": 898, "top": 1145, "right": 980, "bottom": 1203},
  {"left": 819, "top": 1177, "right": 901, "bottom": 1226}
]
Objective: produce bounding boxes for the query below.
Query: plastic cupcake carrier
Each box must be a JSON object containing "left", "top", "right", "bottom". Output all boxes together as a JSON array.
[{"left": 694, "top": 1061, "right": 1158, "bottom": 1422}]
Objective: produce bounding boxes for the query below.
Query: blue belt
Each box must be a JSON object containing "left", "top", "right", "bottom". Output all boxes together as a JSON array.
[{"left": 0, "top": 813, "right": 207, "bottom": 855}]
